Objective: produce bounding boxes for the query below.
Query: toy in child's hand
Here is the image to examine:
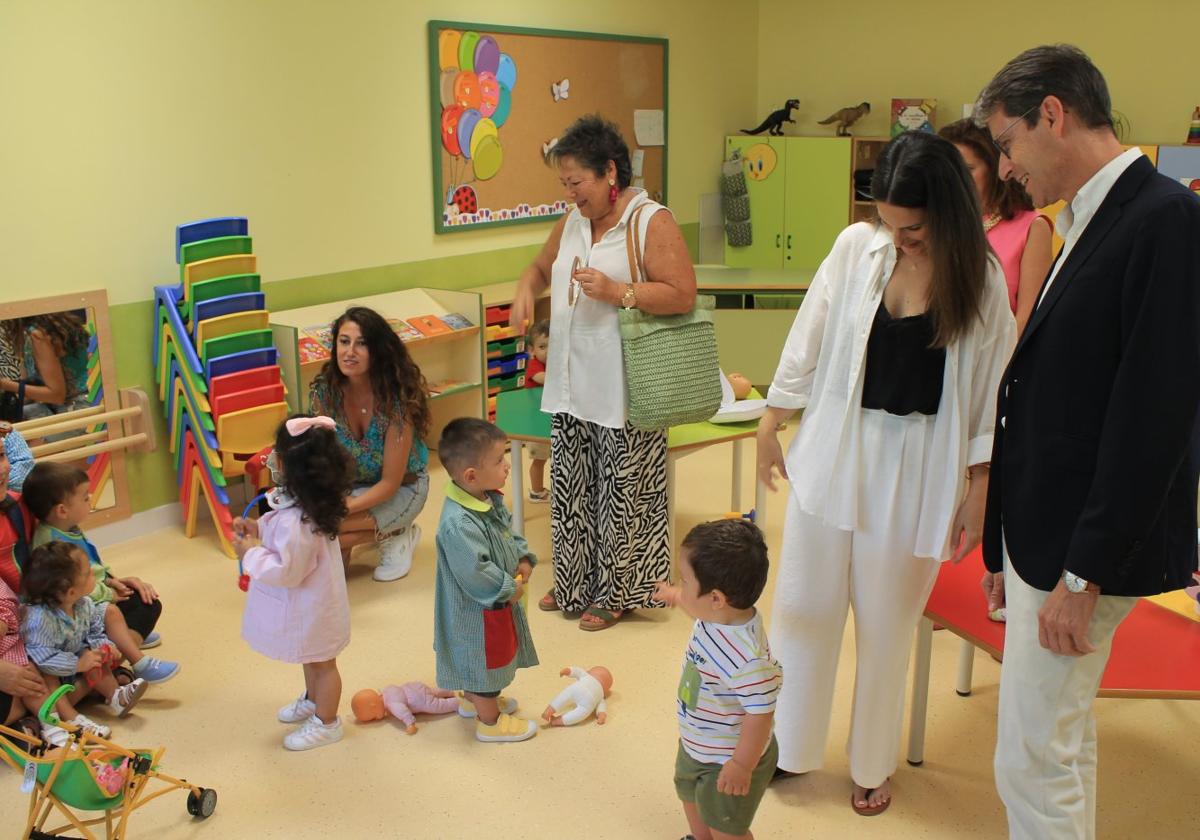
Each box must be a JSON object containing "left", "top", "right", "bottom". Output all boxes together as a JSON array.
[
  {"left": 351, "top": 683, "right": 460, "bottom": 734},
  {"left": 987, "top": 607, "right": 1007, "bottom": 622},
  {"left": 233, "top": 494, "right": 268, "bottom": 591},
  {"left": 542, "top": 666, "right": 614, "bottom": 727}
]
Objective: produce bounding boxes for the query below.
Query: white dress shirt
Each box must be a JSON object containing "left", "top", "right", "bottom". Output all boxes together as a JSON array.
[
  {"left": 1039, "top": 147, "right": 1143, "bottom": 305},
  {"left": 767, "top": 223, "right": 1016, "bottom": 560},
  {"left": 542, "top": 189, "right": 666, "bottom": 429}
]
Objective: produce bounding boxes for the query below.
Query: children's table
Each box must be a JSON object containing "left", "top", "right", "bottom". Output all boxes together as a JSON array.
[
  {"left": 495, "top": 388, "right": 766, "bottom": 542},
  {"left": 906, "top": 547, "right": 1200, "bottom": 766}
]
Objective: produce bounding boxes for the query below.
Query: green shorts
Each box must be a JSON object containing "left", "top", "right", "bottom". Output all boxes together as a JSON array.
[{"left": 673, "top": 735, "right": 778, "bottom": 836}]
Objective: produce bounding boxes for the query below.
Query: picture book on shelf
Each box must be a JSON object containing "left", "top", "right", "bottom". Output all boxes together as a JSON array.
[
  {"left": 427, "top": 379, "right": 469, "bottom": 396},
  {"left": 387, "top": 318, "right": 423, "bottom": 342},
  {"left": 440, "top": 312, "right": 474, "bottom": 330},
  {"left": 300, "top": 324, "right": 333, "bottom": 350},
  {"left": 297, "top": 336, "right": 329, "bottom": 364},
  {"left": 891, "top": 98, "right": 936, "bottom": 136},
  {"left": 407, "top": 314, "right": 452, "bottom": 337}
]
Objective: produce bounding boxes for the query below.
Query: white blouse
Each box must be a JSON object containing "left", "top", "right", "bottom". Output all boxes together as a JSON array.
[
  {"left": 767, "top": 222, "right": 1016, "bottom": 560},
  {"left": 541, "top": 189, "right": 667, "bottom": 429}
]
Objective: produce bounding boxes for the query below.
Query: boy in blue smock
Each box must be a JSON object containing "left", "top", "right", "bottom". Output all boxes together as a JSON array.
[{"left": 434, "top": 418, "right": 538, "bottom": 743}]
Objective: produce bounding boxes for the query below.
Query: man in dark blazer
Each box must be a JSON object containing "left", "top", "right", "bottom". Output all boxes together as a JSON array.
[{"left": 975, "top": 45, "right": 1200, "bottom": 839}]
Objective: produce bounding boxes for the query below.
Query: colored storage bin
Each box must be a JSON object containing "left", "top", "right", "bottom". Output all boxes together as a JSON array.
[
  {"left": 487, "top": 337, "right": 525, "bottom": 359},
  {"left": 485, "top": 305, "right": 511, "bottom": 326},
  {"left": 487, "top": 354, "right": 527, "bottom": 377},
  {"left": 487, "top": 372, "right": 525, "bottom": 395},
  {"left": 485, "top": 323, "right": 523, "bottom": 342}
]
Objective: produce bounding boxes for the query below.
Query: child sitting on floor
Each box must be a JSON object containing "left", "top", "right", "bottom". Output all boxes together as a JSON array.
[
  {"left": 20, "top": 541, "right": 148, "bottom": 721},
  {"left": 23, "top": 463, "right": 179, "bottom": 684},
  {"left": 654, "top": 519, "right": 782, "bottom": 840},
  {"left": 523, "top": 319, "right": 552, "bottom": 504},
  {"left": 233, "top": 415, "right": 353, "bottom": 752},
  {"left": 434, "top": 417, "right": 539, "bottom": 743}
]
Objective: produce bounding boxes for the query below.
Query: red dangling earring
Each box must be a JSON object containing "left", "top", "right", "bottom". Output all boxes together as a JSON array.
[{"left": 608, "top": 179, "right": 618, "bottom": 204}]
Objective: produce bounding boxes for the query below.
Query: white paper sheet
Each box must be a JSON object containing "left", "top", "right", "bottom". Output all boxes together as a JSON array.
[{"left": 634, "top": 110, "right": 664, "bottom": 146}]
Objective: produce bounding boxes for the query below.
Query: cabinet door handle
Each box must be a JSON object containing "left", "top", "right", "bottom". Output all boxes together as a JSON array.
[
  {"left": 775, "top": 234, "right": 781, "bottom": 249},
  {"left": 786, "top": 234, "right": 793, "bottom": 249}
]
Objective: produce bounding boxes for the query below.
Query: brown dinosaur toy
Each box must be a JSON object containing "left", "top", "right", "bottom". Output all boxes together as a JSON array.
[{"left": 818, "top": 101, "right": 871, "bottom": 136}]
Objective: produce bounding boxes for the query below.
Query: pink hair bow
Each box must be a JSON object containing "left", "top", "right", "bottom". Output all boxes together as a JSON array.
[{"left": 285, "top": 415, "right": 337, "bottom": 437}]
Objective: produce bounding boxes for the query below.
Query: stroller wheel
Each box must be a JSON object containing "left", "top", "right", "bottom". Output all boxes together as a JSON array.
[{"left": 187, "top": 787, "right": 218, "bottom": 818}]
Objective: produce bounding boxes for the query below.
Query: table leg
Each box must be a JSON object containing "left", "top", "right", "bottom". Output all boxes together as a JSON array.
[
  {"left": 511, "top": 440, "right": 525, "bottom": 536},
  {"left": 753, "top": 436, "right": 767, "bottom": 530},
  {"left": 956, "top": 638, "right": 975, "bottom": 697},
  {"left": 907, "top": 616, "right": 934, "bottom": 766},
  {"left": 731, "top": 440, "right": 743, "bottom": 513}
]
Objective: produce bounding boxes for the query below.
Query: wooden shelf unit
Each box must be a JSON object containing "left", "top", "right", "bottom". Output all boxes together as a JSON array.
[
  {"left": 465, "top": 282, "right": 551, "bottom": 421},
  {"left": 270, "top": 287, "right": 485, "bottom": 448},
  {"left": 850, "top": 136, "right": 891, "bottom": 225}
]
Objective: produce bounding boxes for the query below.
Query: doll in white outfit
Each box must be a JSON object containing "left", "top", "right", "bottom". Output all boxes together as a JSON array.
[{"left": 542, "top": 665, "right": 613, "bottom": 726}]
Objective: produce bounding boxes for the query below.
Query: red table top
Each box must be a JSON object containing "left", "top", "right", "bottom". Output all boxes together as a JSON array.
[{"left": 925, "top": 549, "right": 1200, "bottom": 698}]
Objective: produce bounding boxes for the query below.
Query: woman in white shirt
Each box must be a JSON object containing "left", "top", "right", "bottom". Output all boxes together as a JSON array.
[
  {"left": 509, "top": 116, "right": 696, "bottom": 631},
  {"left": 756, "top": 131, "right": 1015, "bottom": 815}
]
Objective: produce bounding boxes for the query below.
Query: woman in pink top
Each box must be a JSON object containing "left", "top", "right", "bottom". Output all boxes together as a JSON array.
[
  {"left": 234, "top": 416, "right": 354, "bottom": 752},
  {"left": 941, "top": 120, "right": 1053, "bottom": 335}
]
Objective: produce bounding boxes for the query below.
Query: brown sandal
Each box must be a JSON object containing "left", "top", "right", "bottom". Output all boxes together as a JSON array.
[
  {"left": 851, "top": 781, "right": 892, "bottom": 816},
  {"left": 579, "top": 606, "right": 623, "bottom": 631},
  {"left": 538, "top": 589, "right": 560, "bottom": 612}
]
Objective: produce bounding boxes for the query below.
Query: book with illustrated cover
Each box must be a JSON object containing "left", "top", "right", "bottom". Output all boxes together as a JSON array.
[
  {"left": 300, "top": 324, "right": 333, "bottom": 350},
  {"left": 407, "top": 314, "right": 452, "bottom": 337},
  {"left": 387, "top": 318, "right": 423, "bottom": 342},
  {"left": 427, "top": 378, "right": 469, "bottom": 396},
  {"left": 297, "top": 336, "right": 329, "bottom": 364},
  {"left": 891, "top": 98, "right": 936, "bottom": 136},
  {"left": 440, "top": 312, "right": 474, "bottom": 330}
]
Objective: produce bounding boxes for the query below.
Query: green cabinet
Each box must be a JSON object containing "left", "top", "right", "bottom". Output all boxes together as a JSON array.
[{"left": 723, "top": 136, "right": 850, "bottom": 270}]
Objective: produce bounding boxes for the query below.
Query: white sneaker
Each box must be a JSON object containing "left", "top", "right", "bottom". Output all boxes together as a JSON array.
[
  {"left": 70, "top": 714, "right": 111, "bottom": 739},
  {"left": 283, "top": 715, "right": 344, "bottom": 751},
  {"left": 40, "top": 724, "right": 69, "bottom": 747},
  {"left": 108, "top": 678, "right": 148, "bottom": 717},
  {"left": 277, "top": 692, "right": 317, "bottom": 724},
  {"left": 373, "top": 524, "right": 421, "bottom": 582}
]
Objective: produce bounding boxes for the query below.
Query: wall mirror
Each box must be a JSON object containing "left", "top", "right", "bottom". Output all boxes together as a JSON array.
[{"left": 1, "top": 289, "right": 139, "bottom": 528}]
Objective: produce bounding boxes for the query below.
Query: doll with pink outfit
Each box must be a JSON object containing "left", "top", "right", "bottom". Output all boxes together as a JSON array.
[{"left": 350, "top": 682, "right": 460, "bottom": 734}]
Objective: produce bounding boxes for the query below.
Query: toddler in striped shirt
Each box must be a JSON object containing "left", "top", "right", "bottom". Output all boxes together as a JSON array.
[{"left": 654, "top": 519, "right": 782, "bottom": 840}]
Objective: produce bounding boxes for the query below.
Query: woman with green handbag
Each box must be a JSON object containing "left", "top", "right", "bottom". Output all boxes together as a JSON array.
[{"left": 508, "top": 115, "right": 698, "bottom": 632}]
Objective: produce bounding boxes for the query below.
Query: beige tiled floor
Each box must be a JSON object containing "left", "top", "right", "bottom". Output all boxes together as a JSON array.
[{"left": 2, "top": 432, "right": 1193, "bottom": 838}]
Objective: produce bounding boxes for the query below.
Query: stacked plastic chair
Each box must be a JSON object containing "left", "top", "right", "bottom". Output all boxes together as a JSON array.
[{"left": 153, "top": 217, "right": 288, "bottom": 557}]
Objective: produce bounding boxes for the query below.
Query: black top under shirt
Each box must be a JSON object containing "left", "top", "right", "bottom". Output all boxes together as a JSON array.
[{"left": 861, "top": 301, "right": 945, "bottom": 416}]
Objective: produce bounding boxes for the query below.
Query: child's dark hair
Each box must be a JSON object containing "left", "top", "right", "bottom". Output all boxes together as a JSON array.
[
  {"left": 681, "top": 519, "right": 769, "bottom": 609},
  {"left": 23, "top": 462, "right": 89, "bottom": 521},
  {"left": 21, "top": 541, "right": 86, "bottom": 607},
  {"left": 528, "top": 319, "right": 550, "bottom": 343},
  {"left": 438, "top": 417, "right": 507, "bottom": 478},
  {"left": 274, "top": 416, "right": 353, "bottom": 538}
]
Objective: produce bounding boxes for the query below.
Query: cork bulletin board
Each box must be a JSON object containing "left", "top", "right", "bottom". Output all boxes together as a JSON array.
[{"left": 428, "top": 20, "right": 668, "bottom": 234}]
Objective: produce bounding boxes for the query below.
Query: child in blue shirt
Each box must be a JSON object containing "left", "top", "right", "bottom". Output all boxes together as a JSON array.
[{"left": 434, "top": 418, "right": 538, "bottom": 743}]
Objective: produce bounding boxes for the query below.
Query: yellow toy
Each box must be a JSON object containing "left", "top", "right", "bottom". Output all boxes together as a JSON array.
[{"left": 0, "top": 685, "right": 217, "bottom": 839}]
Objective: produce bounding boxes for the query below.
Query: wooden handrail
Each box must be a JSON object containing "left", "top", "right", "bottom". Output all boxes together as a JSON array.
[
  {"left": 13, "top": 404, "right": 104, "bottom": 431},
  {"left": 35, "top": 433, "right": 149, "bottom": 464},
  {"left": 29, "top": 431, "right": 108, "bottom": 458},
  {"left": 14, "top": 406, "right": 140, "bottom": 439}
]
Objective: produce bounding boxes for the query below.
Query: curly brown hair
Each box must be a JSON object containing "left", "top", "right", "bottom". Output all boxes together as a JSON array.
[
  {"left": 21, "top": 541, "right": 87, "bottom": 608},
  {"left": 1, "top": 312, "right": 89, "bottom": 369},
  {"left": 311, "top": 306, "right": 430, "bottom": 441},
  {"left": 273, "top": 416, "right": 354, "bottom": 538}
]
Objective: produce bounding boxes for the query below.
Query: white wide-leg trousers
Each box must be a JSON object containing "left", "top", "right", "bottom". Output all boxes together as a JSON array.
[{"left": 770, "top": 409, "right": 940, "bottom": 788}]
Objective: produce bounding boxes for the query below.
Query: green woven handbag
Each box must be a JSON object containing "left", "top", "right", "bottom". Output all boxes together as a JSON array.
[{"left": 619, "top": 206, "right": 723, "bottom": 430}]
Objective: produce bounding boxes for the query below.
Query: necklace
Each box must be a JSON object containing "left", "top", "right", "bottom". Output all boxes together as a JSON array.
[{"left": 983, "top": 212, "right": 1002, "bottom": 232}]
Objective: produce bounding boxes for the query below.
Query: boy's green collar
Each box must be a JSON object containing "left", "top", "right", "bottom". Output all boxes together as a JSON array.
[{"left": 445, "top": 481, "right": 491, "bottom": 512}]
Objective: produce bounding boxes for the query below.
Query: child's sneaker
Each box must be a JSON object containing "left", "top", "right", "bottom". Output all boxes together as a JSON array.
[
  {"left": 277, "top": 692, "right": 317, "bottom": 723},
  {"left": 456, "top": 692, "right": 517, "bottom": 718},
  {"left": 69, "top": 714, "right": 111, "bottom": 739},
  {"left": 475, "top": 713, "right": 537, "bottom": 743},
  {"left": 132, "top": 656, "right": 180, "bottom": 684},
  {"left": 283, "top": 715, "right": 344, "bottom": 751},
  {"left": 138, "top": 631, "right": 162, "bottom": 649},
  {"left": 528, "top": 488, "right": 550, "bottom": 504},
  {"left": 374, "top": 524, "right": 421, "bottom": 582},
  {"left": 40, "top": 723, "right": 69, "bottom": 747},
  {"left": 108, "top": 678, "right": 148, "bottom": 717}
]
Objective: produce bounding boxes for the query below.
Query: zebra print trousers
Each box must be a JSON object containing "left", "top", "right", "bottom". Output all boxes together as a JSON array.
[{"left": 549, "top": 413, "right": 671, "bottom": 613}]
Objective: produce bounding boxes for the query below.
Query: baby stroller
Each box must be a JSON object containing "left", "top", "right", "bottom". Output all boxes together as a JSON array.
[{"left": 0, "top": 685, "right": 217, "bottom": 838}]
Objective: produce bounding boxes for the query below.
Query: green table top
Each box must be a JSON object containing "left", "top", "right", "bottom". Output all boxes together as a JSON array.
[
  {"left": 694, "top": 265, "right": 814, "bottom": 293},
  {"left": 495, "top": 388, "right": 760, "bottom": 449}
]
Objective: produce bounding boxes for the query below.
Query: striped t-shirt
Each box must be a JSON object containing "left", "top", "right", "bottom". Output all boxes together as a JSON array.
[{"left": 676, "top": 610, "right": 782, "bottom": 764}]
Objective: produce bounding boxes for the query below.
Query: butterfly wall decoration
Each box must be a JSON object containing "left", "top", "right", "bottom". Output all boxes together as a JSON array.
[{"left": 551, "top": 78, "right": 570, "bottom": 102}]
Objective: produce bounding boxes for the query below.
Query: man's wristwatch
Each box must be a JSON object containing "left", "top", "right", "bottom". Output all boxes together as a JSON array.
[
  {"left": 620, "top": 284, "right": 637, "bottom": 309},
  {"left": 1062, "top": 570, "right": 1092, "bottom": 593}
]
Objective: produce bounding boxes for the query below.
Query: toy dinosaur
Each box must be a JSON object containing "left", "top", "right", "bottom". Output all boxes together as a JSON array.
[
  {"left": 818, "top": 101, "right": 871, "bottom": 136},
  {"left": 742, "top": 99, "right": 799, "bottom": 136}
]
